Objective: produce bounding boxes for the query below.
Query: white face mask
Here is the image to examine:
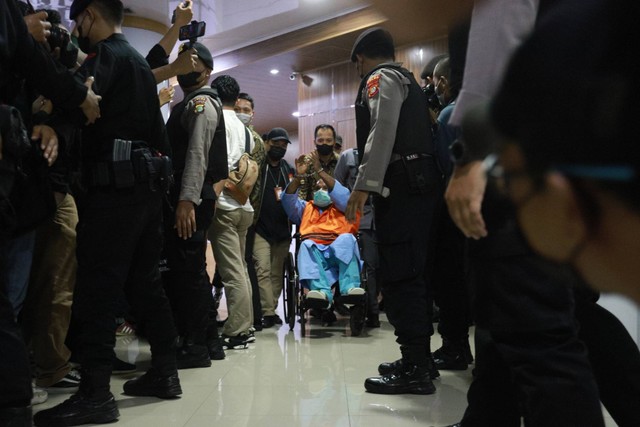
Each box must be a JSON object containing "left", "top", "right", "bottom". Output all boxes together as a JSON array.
[{"left": 236, "top": 113, "right": 252, "bottom": 126}]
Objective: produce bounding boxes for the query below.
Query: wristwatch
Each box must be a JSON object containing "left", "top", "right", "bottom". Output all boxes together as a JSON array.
[{"left": 450, "top": 139, "right": 471, "bottom": 166}]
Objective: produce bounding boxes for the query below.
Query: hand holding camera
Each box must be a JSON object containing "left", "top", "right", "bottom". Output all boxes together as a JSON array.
[
  {"left": 24, "top": 11, "right": 51, "bottom": 43},
  {"left": 172, "top": 0, "right": 193, "bottom": 26}
]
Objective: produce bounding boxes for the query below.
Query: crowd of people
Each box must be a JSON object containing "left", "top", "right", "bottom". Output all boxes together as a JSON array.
[{"left": 1, "top": 0, "right": 639, "bottom": 426}]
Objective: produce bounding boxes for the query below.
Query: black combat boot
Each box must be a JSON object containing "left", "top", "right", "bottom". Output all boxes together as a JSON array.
[
  {"left": 176, "top": 339, "right": 212, "bottom": 370},
  {"left": 123, "top": 368, "right": 182, "bottom": 399},
  {"left": 207, "top": 336, "right": 226, "bottom": 360},
  {"left": 366, "top": 345, "right": 436, "bottom": 395},
  {"left": 378, "top": 351, "right": 440, "bottom": 379},
  {"left": 34, "top": 367, "right": 119, "bottom": 426},
  {"left": 433, "top": 337, "right": 473, "bottom": 370},
  {"left": 0, "top": 406, "right": 32, "bottom": 427}
]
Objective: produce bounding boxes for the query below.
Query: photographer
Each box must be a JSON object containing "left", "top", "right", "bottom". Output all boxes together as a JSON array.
[{"left": 147, "top": 1, "right": 201, "bottom": 83}]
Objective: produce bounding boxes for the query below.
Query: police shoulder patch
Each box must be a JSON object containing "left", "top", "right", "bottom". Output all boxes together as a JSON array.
[
  {"left": 193, "top": 96, "right": 207, "bottom": 114},
  {"left": 367, "top": 74, "right": 381, "bottom": 99}
]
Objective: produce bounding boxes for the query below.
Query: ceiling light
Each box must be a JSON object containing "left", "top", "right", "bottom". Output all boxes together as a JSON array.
[
  {"left": 270, "top": 69, "right": 279, "bottom": 75},
  {"left": 292, "top": 111, "right": 300, "bottom": 117}
]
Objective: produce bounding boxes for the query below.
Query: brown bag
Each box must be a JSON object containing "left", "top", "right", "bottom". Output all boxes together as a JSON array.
[{"left": 223, "top": 128, "right": 258, "bottom": 205}]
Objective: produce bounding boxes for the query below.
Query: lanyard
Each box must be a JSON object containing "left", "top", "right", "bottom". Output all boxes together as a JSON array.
[{"left": 267, "top": 165, "right": 284, "bottom": 187}]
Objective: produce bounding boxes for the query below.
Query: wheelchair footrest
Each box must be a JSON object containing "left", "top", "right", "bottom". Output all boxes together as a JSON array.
[
  {"left": 304, "top": 297, "right": 331, "bottom": 310},
  {"left": 336, "top": 294, "right": 366, "bottom": 305}
]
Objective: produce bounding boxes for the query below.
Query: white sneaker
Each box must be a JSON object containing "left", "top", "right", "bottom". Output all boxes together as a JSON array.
[
  {"left": 347, "top": 287, "right": 365, "bottom": 296},
  {"left": 306, "top": 290, "right": 327, "bottom": 301},
  {"left": 31, "top": 385, "right": 48, "bottom": 405}
]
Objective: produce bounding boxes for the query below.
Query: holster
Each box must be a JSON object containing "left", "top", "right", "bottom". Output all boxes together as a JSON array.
[
  {"left": 85, "top": 139, "right": 173, "bottom": 193},
  {"left": 388, "top": 153, "right": 435, "bottom": 194},
  {"left": 132, "top": 146, "right": 173, "bottom": 193}
]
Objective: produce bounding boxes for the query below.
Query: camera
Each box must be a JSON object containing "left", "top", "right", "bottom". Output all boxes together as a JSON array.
[
  {"left": 179, "top": 20, "right": 206, "bottom": 42},
  {"left": 423, "top": 83, "right": 442, "bottom": 114},
  {"left": 47, "top": 25, "right": 70, "bottom": 52},
  {"left": 47, "top": 25, "right": 78, "bottom": 69},
  {"left": 289, "top": 73, "right": 297, "bottom": 81}
]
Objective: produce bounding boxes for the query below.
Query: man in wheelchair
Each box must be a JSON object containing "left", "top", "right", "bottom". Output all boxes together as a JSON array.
[{"left": 282, "top": 151, "right": 366, "bottom": 308}]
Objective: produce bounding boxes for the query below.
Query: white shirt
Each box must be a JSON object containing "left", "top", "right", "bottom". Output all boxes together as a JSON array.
[{"left": 216, "top": 109, "right": 255, "bottom": 212}]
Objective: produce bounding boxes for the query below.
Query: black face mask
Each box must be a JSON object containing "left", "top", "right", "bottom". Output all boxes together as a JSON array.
[
  {"left": 316, "top": 144, "right": 334, "bottom": 156},
  {"left": 177, "top": 71, "right": 202, "bottom": 89},
  {"left": 267, "top": 145, "right": 286, "bottom": 161},
  {"left": 76, "top": 16, "right": 93, "bottom": 53}
]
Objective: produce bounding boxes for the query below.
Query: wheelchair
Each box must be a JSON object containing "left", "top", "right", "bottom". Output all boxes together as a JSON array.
[{"left": 282, "top": 229, "right": 368, "bottom": 337}]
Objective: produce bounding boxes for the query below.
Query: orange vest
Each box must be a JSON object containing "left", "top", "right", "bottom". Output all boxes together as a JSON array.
[{"left": 299, "top": 203, "right": 360, "bottom": 245}]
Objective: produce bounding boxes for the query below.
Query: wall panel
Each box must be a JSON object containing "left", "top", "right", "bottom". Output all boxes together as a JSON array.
[{"left": 297, "top": 37, "right": 448, "bottom": 153}]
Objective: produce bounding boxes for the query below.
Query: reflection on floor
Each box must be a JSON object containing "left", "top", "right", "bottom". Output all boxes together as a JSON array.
[{"left": 33, "top": 307, "right": 618, "bottom": 427}]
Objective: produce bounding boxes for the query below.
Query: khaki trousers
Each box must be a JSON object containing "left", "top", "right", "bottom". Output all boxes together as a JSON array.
[
  {"left": 22, "top": 194, "right": 78, "bottom": 387},
  {"left": 209, "top": 207, "right": 254, "bottom": 336},
  {"left": 252, "top": 233, "right": 290, "bottom": 317}
]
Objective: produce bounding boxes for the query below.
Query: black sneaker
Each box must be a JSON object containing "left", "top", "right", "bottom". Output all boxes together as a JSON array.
[
  {"left": 33, "top": 392, "right": 119, "bottom": 426},
  {"left": 273, "top": 314, "right": 283, "bottom": 325},
  {"left": 207, "top": 337, "right": 226, "bottom": 360},
  {"left": 262, "top": 315, "right": 276, "bottom": 328},
  {"left": 123, "top": 369, "right": 182, "bottom": 399},
  {"left": 365, "top": 364, "right": 436, "bottom": 395},
  {"left": 47, "top": 369, "right": 81, "bottom": 393},
  {"left": 222, "top": 334, "right": 250, "bottom": 350},
  {"left": 176, "top": 345, "right": 212, "bottom": 369}
]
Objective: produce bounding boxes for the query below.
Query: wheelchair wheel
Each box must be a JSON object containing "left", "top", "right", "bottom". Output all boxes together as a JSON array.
[
  {"left": 350, "top": 304, "right": 366, "bottom": 336},
  {"left": 283, "top": 253, "right": 297, "bottom": 330},
  {"left": 298, "top": 281, "right": 306, "bottom": 338}
]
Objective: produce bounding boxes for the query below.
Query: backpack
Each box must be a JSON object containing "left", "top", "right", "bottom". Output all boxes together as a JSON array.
[{"left": 223, "top": 127, "right": 258, "bottom": 205}]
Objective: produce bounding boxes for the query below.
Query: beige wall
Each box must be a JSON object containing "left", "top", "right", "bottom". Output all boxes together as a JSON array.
[{"left": 296, "top": 37, "right": 448, "bottom": 155}]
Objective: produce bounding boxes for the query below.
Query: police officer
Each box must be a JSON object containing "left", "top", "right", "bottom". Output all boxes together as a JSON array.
[
  {"left": 163, "top": 42, "right": 228, "bottom": 368},
  {"left": 346, "top": 27, "right": 443, "bottom": 394},
  {"left": 34, "top": 1, "right": 181, "bottom": 425}
]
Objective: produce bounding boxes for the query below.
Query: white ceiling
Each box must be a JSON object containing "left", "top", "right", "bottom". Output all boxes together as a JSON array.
[{"left": 33, "top": 0, "right": 460, "bottom": 135}]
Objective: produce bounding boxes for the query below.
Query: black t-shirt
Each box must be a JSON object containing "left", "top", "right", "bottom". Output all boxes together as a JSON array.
[{"left": 256, "top": 163, "right": 290, "bottom": 244}]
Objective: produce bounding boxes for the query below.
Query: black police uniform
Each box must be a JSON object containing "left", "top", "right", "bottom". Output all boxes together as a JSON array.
[
  {"left": 354, "top": 62, "right": 443, "bottom": 386},
  {"left": 163, "top": 86, "right": 228, "bottom": 364},
  {"left": 0, "top": 0, "right": 91, "bottom": 418},
  {"left": 70, "top": 33, "right": 178, "bottom": 391}
]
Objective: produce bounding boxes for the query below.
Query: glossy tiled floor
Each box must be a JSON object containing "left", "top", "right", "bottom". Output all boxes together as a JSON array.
[{"left": 33, "top": 305, "right": 618, "bottom": 427}]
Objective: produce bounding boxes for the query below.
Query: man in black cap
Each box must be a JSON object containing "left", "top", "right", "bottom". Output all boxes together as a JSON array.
[
  {"left": 346, "top": 27, "right": 443, "bottom": 394},
  {"left": 34, "top": 1, "right": 182, "bottom": 425},
  {"left": 163, "top": 41, "right": 228, "bottom": 368},
  {"left": 251, "top": 127, "right": 294, "bottom": 328}
]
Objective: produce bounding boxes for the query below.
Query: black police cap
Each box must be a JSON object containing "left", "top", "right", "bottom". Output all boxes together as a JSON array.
[
  {"left": 179, "top": 42, "right": 214, "bottom": 70},
  {"left": 350, "top": 27, "right": 394, "bottom": 62},
  {"left": 267, "top": 127, "right": 291, "bottom": 144},
  {"left": 70, "top": 0, "right": 92, "bottom": 19},
  {"left": 70, "top": 0, "right": 122, "bottom": 20}
]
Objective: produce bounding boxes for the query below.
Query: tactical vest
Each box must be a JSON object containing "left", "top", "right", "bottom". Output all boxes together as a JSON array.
[
  {"left": 165, "top": 88, "right": 228, "bottom": 201},
  {"left": 355, "top": 64, "right": 435, "bottom": 167},
  {"left": 299, "top": 204, "right": 360, "bottom": 245}
]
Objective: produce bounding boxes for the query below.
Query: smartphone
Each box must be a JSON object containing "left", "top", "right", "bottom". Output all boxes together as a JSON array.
[
  {"left": 179, "top": 20, "right": 206, "bottom": 41},
  {"left": 171, "top": 1, "right": 191, "bottom": 24}
]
